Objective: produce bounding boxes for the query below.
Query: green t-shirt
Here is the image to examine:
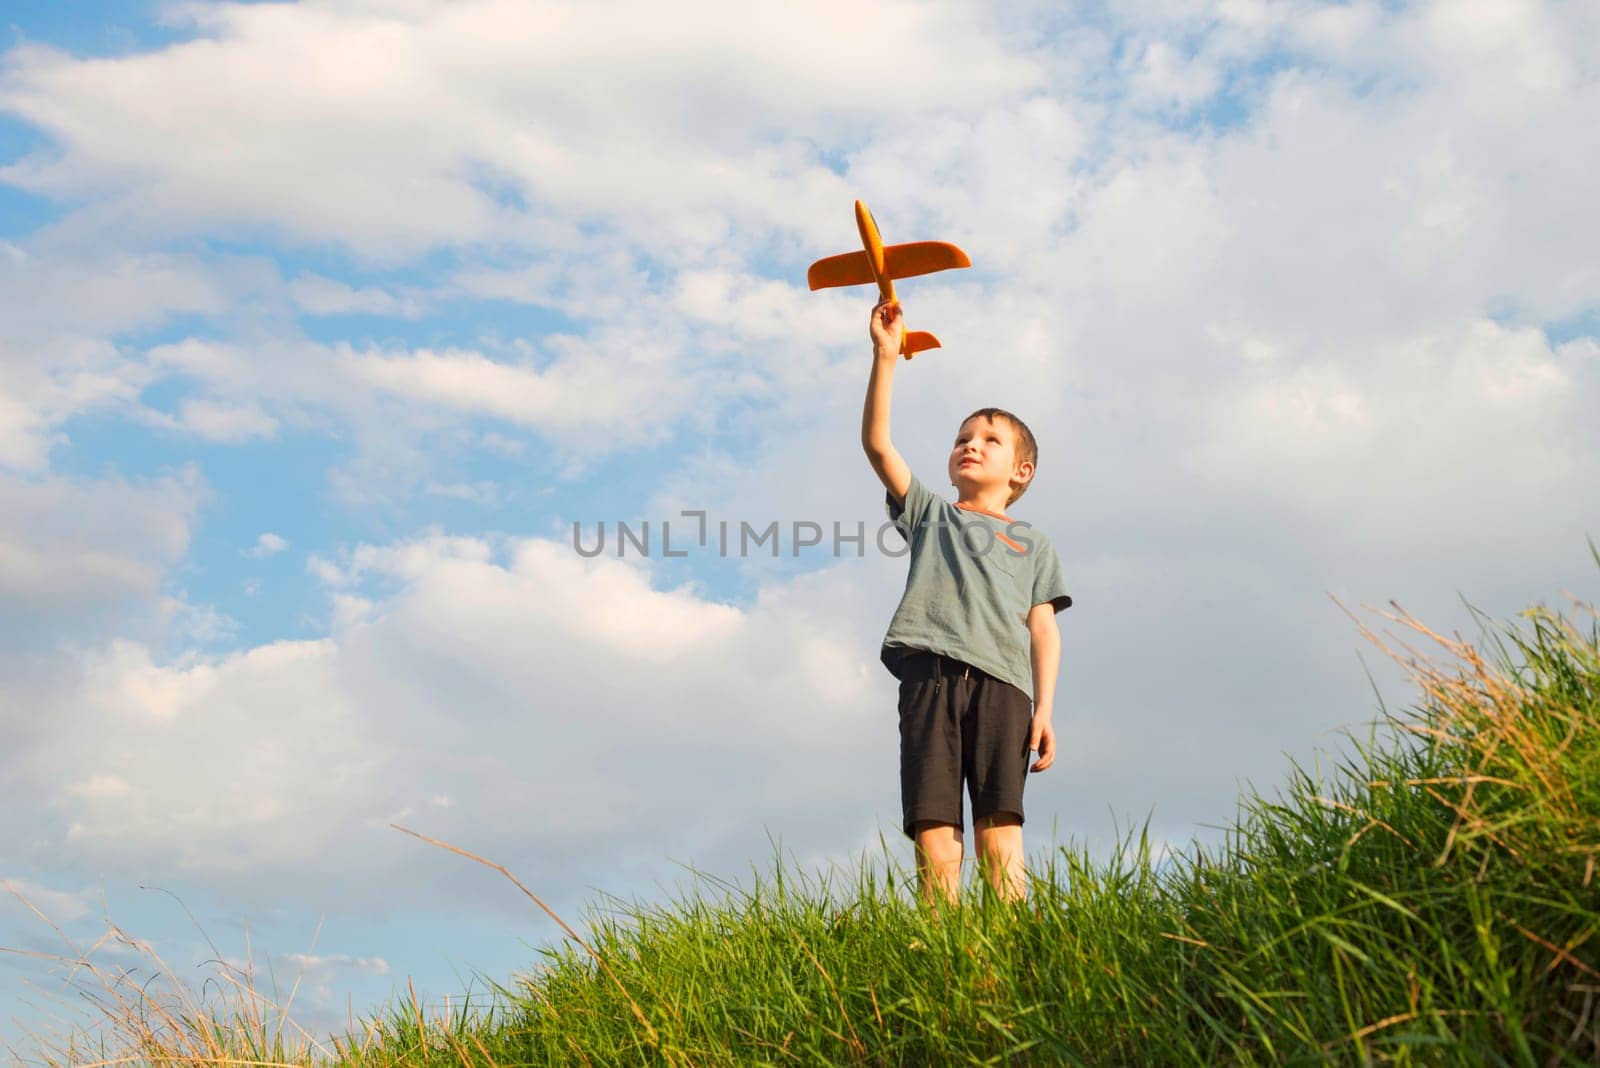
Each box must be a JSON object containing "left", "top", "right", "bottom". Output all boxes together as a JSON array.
[{"left": 880, "top": 472, "right": 1072, "bottom": 698}]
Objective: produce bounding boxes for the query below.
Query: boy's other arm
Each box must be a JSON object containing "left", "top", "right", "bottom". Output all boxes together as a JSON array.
[
  {"left": 862, "top": 299, "right": 911, "bottom": 507},
  {"left": 1026, "top": 602, "right": 1061, "bottom": 773}
]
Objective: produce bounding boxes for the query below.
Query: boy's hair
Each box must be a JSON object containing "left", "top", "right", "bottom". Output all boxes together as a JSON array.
[{"left": 961, "top": 407, "right": 1038, "bottom": 506}]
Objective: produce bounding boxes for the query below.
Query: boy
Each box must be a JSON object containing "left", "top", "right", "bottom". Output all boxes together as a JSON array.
[{"left": 861, "top": 298, "right": 1072, "bottom": 904}]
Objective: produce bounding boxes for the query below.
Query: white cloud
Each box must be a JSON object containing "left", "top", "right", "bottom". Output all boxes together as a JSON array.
[
  {"left": 1188, "top": 319, "right": 1600, "bottom": 552},
  {"left": 246, "top": 533, "right": 290, "bottom": 559},
  {"left": 3, "top": 533, "right": 895, "bottom": 909},
  {"left": 0, "top": 244, "right": 261, "bottom": 471},
  {"left": 1128, "top": 39, "right": 1221, "bottom": 106},
  {"left": 53, "top": 634, "right": 364, "bottom": 877},
  {"left": 475, "top": 431, "right": 526, "bottom": 458},
  {"left": 424, "top": 481, "right": 500, "bottom": 505},
  {"left": 673, "top": 270, "right": 840, "bottom": 345},
  {"left": 0, "top": 335, "right": 148, "bottom": 471},
  {"left": 133, "top": 397, "right": 281, "bottom": 443},
  {"left": 276, "top": 952, "right": 388, "bottom": 978},
  {"left": 0, "top": 0, "right": 1039, "bottom": 262},
  {"left": 288, "top": 275, "right": 423, "bottom": 318},
  {"left": 66, "top": 775, "right": 132, "bottom": 800},
  {"left": 0, "top": 876, "right": 96, "bottom": 924},
  {"left": 348, "top": 348, "right": 571, "bottom": 426},
  {"left": 135, "top": 329, "right": 726, "bottom": 498},
  {"left": 0, "top": 468, "right": 202, "bottom": 617},
  {"left": 0, "top": 244, "right": 232, "bottom": 344}
]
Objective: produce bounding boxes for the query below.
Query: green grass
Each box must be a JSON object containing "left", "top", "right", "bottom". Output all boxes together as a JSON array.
[{"left": 24, "top": 589, "right": 1600, "bottom": 1066}]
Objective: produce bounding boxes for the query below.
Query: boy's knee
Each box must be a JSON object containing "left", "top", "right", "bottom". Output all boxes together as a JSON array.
[
  {"left": 975, "top": 813, "right": 1023, "bottom": 861},
  {"left": 912, "top": 821, "right": 963, "bottom": 864}
]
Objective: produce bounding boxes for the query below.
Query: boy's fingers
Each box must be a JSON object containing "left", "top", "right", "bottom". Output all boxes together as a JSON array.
[{"left": 1031, "top": 731, "right": 1054, "bottom": 772}]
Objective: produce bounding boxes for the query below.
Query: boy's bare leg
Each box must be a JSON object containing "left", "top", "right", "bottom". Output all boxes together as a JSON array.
[
  {"left": 911, "top": 821, "right": 963, "bottom": 905},
  {"left": 974, "top": 813, "right": 1026, "bottom": 901}
]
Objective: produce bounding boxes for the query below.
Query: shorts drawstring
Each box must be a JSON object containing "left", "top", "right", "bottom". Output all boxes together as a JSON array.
[{"left": 931, "top": 654, "right": 971, "bottom": 696}]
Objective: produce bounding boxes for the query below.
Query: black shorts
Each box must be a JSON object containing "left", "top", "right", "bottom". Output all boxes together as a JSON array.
[{"left": 896, "top": 652, "right": 1033, "bottom": 838}]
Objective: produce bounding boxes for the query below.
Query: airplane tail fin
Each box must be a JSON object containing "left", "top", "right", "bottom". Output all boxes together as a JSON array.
[
  {"left": 901, "top": 331, "right": 941, "bottom": 357},
  {"left": 807, "top": 241, "right": 971, "bottom": 290}
]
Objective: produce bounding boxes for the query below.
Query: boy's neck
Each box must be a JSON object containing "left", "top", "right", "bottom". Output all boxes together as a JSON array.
[{"left": 956, "top": 487, "right": 1016, "bottom": 517}]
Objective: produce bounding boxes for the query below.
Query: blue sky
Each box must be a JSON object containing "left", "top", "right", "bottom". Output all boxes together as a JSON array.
[{"left": 3, "top": 0, "right": 1599, "bottom": 1055}]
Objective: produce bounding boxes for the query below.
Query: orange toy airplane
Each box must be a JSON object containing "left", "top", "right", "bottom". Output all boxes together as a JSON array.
[{"left": 807, "top": 200, "right": 971, "bottom": 358}]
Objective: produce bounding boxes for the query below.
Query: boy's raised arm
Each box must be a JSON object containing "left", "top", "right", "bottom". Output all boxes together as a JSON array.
[{"left": 861, "top": 300, "right": 912, "bottom": 507}]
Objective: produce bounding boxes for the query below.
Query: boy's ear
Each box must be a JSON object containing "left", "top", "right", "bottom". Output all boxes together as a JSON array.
[{"left": 1012, "top": 459, "right": 1035, "bottom": 487}]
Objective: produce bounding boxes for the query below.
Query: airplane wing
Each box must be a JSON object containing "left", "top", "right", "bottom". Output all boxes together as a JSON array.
[{"left": 806, "top": 241, "right": 971, "bottom": 291}]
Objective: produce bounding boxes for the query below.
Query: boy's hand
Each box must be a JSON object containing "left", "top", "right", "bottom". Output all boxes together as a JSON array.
[
  {"left": 1028, "top": 714, "right": 1055, "bottom": 773},
  {"left": 869, "top": 298, "right": 904, "bottom": 357}
]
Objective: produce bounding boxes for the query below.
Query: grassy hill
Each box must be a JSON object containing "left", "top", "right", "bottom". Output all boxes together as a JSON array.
[{"left": 36, "top": 591, "right": 1600, "bottom": 1066}]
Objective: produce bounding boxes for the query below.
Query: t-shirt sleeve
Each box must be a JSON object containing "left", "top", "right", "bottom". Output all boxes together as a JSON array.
[
  {"left": 1031, "top": 538, "right": 1073, "bottom": 612},
  {"left": 885, "top": 471, "right": 937, "bottom": 543}
]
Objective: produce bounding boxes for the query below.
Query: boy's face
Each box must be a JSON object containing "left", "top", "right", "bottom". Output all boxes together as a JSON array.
[{"left": 948, "top": 415, "right": 1032, "bottom": 505}]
